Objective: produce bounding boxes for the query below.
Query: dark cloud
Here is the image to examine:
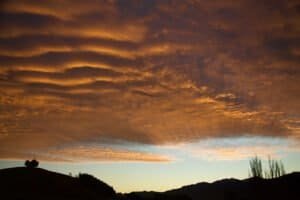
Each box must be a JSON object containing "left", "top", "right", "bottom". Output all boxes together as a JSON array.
[
  {"left": 0, "top": 35, "right": 138, "bottom": 57},
  {"left": 117, "top": 0, "right": 157, "bottom": 18},
  {"left": 0, "top": 12, "right": 62, "bottom": 29},
  {"left": 0, "top": 51, "right": 139, "bottom": 72}
]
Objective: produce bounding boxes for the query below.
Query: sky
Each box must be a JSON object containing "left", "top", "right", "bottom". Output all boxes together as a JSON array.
[{"left": 0, "top": 0, "right": 300, "bottom": 193}]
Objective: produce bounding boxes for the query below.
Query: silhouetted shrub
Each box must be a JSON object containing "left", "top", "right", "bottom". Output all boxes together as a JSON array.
[
  {"left": 249, "top": 156, "right": 286, "bottom": 179},
  {"left": 249, "top": 156, "right": 263, "bottom": 178},
  {"left": 77, "top": 173, "right": 115, "bottom": 197},
  {"left": 265, "top": 156, "right": 286, "bottom": 179},
  {"left": 24, "top": 159, "right": 39, "bottom": 168}
]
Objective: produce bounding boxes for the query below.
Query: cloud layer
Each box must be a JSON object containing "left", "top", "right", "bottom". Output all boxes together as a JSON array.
[{"left": 0, "top": 0, "right": 300, "bottom": 161}]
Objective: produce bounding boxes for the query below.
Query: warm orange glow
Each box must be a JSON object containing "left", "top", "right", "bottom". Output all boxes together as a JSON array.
[{"left": 0, "top": 0, "right": 299, "bottom": 163}]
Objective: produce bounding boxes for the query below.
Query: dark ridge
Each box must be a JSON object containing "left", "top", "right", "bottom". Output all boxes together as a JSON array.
[
  {"left": 166, "top": 172, "right": 300, "bottom": 200},
  {"left": 0, "top": 167, "right": 299, "bottom": 200}
]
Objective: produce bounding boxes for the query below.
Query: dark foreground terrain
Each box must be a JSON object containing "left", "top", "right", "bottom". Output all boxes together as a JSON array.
[{"left": 0, "top": 167, "right": 299, "bottom": 200}]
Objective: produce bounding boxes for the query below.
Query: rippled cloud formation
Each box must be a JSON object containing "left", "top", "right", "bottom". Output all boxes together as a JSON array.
[{"left": 0, "top": 0, "right": 300, "bottom": 161}]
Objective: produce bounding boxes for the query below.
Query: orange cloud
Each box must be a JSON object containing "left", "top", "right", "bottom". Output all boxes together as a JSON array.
[
  {"left": 170, "top": 137, "right": 300, "bottom": 161},
  {"left": 40, "top": 146, "right": 171, "bottom": 162},
  {"left": 0, "top": 0, "right": 299, "bottom": 161}
]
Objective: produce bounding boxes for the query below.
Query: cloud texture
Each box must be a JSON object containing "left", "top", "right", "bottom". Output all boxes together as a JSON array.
[{"left": 0, "top": 0, "right": 300, "bottom": 161}]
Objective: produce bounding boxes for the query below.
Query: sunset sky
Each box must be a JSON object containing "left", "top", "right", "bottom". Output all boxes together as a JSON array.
[{"left": 0, "top": 0, "right": 300, "bottom": 192}]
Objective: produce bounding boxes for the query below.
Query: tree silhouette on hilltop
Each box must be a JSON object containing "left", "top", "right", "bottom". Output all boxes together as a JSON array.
[{"left": 25, "top": 159, "right": 39, "bottom": 168}]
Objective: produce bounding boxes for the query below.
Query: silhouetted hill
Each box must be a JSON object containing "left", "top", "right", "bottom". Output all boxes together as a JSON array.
[
  {"left": 124, "top": 191, "right": 191, "bottom": 200},
  {"left": 166, "top": 172, "right": 300, "bottom": 200},
  {"left": 0, "top": 167, "right": 116, "bottom": 200},
  {"left": 1, "top": 167, "right": 299, "bottom": 200}
]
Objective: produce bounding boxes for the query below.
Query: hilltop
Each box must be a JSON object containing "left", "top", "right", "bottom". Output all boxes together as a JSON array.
[{"left": 0, "top": 167, "right": 116, "bottom": 200}]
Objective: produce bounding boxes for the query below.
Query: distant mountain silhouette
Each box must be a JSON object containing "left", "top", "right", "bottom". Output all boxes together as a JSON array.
[
  {"left": 0, "top": 167, "right": 299, "bottom": 200},
  {"left": 165, "top": 173, "right": 300, "bottom": 200}
]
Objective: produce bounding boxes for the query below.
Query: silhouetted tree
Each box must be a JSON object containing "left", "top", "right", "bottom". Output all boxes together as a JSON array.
[
  {"left": 25, "top": 160, "right": 30, "bottom": 167},
  {"left": 24, "top": 159, "right": 39, "bottom": 168}
]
